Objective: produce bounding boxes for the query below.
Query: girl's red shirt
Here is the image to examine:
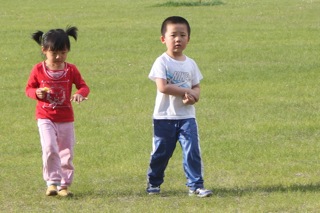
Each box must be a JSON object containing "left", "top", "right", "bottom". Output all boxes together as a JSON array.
[{"left": 26, "top": 62, "right": 90, "bottom": 122}]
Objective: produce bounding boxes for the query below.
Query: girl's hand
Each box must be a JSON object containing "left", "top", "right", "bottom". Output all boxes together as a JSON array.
[
  {"left": 36, "top": 87, "right": 49, "bottom": 99},
  {"left": 182, "top": 93, "right": 196, "bottom": 105},
  {"left": 70, "top": 94, "right": 88, "bottom": 104}
]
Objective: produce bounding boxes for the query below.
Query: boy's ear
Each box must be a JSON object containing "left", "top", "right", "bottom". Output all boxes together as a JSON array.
[{"left": 160, "top": 36, "right": 165, "bottom": 44}]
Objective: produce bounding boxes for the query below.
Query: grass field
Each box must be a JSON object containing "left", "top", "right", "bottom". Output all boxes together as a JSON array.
[{"left": 1, "top": 0, "right": 320, "bottom": 212}]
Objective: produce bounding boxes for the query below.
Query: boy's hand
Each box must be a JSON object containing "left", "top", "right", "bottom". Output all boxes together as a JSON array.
[
  {"left": 182, "top": 93, "right": 196, "bottom": 105},
  {"left": 187, "top": 90, "right": 199, "bottom": 102},
  {"left": 70, "top": 94, "right": 88, "bottom": 104},
  {"left": 36, "top": 87, "right": 50, "bottom": 99}
]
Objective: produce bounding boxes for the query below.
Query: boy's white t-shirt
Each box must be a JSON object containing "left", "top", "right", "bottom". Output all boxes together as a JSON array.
[{"left": 149, "top": 53, "right": 203, "bottom": 120}]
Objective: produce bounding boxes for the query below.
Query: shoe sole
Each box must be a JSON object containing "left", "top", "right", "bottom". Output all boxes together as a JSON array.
[
  {"left": 197, "top": 193, "right": 213, "bottom": 198},
  {"left": 58, "top": 191, "right": 74, "bottom": 197},
  {"left": 148, "top": 192, "right": 160, "bottom": 195},
  {"left": 46, "top": 191, "right": 58, "bottom": 196},
  {"left": 189, "top": 192, "right": 213, "bottom": 198},
  {"left": 197, "top": 193, "right": 212, "bottom": 198}
]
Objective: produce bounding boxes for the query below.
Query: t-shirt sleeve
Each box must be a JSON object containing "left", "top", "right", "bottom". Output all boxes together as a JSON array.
[
  {"left": 191, "top": 59, "right": 203, "bottom": 86},
  {"left": 148, "top": 57, "right": 167, "bottom": 81}
]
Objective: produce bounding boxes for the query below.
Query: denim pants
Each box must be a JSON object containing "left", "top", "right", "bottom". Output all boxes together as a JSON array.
[{"left": 147, "top": 118, "right": 204, "bottom": 190}]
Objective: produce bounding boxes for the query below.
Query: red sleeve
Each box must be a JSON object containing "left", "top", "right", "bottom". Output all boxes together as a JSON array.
[
  {"left": 25, "top": 64, "right": 41, "bottom": 100},
  {"left": 70, "top": 64, "right": 90, "bottom": 98}
]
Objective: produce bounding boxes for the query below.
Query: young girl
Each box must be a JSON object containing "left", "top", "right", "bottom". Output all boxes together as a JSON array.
[{"left": 26, "top": 26, "right": 90, "bottom": 197}]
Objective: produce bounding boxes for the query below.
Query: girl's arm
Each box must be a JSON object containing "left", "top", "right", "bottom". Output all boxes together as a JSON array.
[
  {"left": 25, "top": 71, "right": 40, "bottom": 100},
  {"left": 71, "top": 67, "right": 90, "bottom": 103},
  {"left": 74, "top": 79, "right": 90, "bottom": 98}
]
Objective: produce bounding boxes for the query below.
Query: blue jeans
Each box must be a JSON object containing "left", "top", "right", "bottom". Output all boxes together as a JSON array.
[{"left": 147, "top": 118, "right": 204, "bottom": 190}]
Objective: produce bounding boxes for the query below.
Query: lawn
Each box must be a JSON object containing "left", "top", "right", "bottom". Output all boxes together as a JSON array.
[{"left": 1, "top": 0, "right": 320, "bottom": 212}]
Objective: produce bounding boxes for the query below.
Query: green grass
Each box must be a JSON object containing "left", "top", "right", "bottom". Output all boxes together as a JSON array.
[
  {"left": 1, "top": 0, "right": 320, "bottom": 212},
  {"left": 155, "top": 0, "right": 224, "bottom": 7}
]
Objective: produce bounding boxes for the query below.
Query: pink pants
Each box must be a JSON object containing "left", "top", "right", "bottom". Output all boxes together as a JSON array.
[{"left": 37, "top": 119, "right": 75, "bottom": 187}]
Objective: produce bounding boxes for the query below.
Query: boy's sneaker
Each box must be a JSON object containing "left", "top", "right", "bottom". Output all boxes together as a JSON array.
[
  {"left": 46, "top": 185, "right": 58, "bottom": 196},
  {"left": 189, "top": 188, "right": 213, "bottom": 198},
  {"left": 146, "top": 185, "right": 160, "bottom": 195},
  {"left": 58, "top": 188, "right": 73, "bottom": 197}
]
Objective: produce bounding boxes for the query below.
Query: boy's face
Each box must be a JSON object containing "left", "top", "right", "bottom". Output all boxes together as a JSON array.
[{"left": 161, "top": 23, "right": 190, "bottom": 57}]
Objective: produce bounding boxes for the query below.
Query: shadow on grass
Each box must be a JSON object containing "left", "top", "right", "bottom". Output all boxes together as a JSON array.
[
  {"left": 154, "top": 0, "right": 224, "bottom": 7},
  {"left": 69, "top": 183, "right": 320, "bottom": 199},
  {"left": 71, "top": 189, "right": 187, "bottom": 199},
  {"left": 213, "top": 182, "right": 320, "bottom": 197}
]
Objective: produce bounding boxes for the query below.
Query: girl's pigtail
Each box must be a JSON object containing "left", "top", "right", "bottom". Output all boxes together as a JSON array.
[
  {"left": 31, "top": 31, "right": 44, "bottom": 45},
  {"left": 66, "top": 26, "right": 78, "bottom": 41}
]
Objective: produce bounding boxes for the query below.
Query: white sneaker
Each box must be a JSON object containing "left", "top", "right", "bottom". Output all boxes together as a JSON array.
[
  {"left": 189, "top": 188, "right": 213, "bottom": 198},
  {"left": 146, "top": 185, "right": 160, "bottom": 195}
]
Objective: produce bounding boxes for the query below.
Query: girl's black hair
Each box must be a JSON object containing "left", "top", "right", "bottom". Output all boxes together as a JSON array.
[{"left": 31, "top": 26, "right": 78, "bottom": 51}]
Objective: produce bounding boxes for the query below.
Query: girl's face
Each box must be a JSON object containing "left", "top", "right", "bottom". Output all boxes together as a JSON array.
[
  {"left": 42, "top": 48, "right": 69, "bottom": 68},
  {"left": 161, "top": 23, "right": 190, "bottom": 58}
]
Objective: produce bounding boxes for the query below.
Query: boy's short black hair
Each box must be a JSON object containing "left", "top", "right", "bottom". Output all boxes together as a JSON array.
[{"left": 161, "top": 16, "right": 191, "bottom": 37}]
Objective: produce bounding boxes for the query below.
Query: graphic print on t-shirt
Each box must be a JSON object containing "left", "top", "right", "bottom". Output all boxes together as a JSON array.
[
  {"left": 41, "top": 80, "right": 69, "bottom": 109},
  {"left": 166, "top": 70, "right": 191, "bottom": 88}
]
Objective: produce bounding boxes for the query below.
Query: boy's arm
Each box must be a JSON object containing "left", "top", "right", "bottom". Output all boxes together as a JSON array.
[
  {"left": 191, "top": 84, "right": 200, "bottom": 102},
  {"left": 155, "top": 78, "right": 200, "bottom": 101}
]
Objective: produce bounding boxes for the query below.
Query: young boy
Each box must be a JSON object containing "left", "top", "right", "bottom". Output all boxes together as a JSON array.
[{"left": 146, "top": 16, "right": 213, "bottom": 198}]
